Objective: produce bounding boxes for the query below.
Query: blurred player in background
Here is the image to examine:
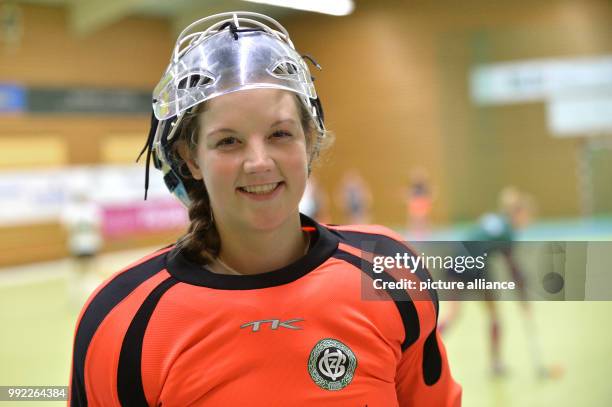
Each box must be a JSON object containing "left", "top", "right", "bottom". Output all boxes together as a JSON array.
[
  {"left": 299, "top": 175, "right": 331, "bottom": 223},
  {"left": 60, "top": 185, "right": 102, "bottom": 306},
  {"left": 336, "top": 168, "right": 373, "bottom": 224},
  {"left": 405, "top": 168, "right": 434, "bottom": 238},
  {"left": 440, "top": 187, "right": 559, "bottom": 378},
  {"left": 68, "top": 12, "right": 460, "bottom": 406}
]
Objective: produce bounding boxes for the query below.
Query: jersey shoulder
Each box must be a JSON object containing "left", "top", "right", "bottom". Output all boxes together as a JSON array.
[
  {"left": 92, "top": 246, "right": 172, "bottom": 296},
  {"left": 325, "top": 223, "right": 437, "bottom": 351},
  {"left": 324, "top": 223, "right": 406, "bottom": 246},
  {"left": 76, "top": 246, "right": 173, "bottom": 327},
  {"left": 70, "top": 246, "right": 173, "bottom": 406},
  {"left": 324, "top": 223, "right": 418, "bottom": 258}
]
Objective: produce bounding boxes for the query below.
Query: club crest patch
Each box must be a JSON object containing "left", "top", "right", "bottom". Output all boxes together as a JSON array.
[{"left": 308, "top": 338, "right": 357, "bottom": 391}]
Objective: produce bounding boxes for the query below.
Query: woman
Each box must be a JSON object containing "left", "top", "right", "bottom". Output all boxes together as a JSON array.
[{"left": 69, "top": 12, "right": 461, "bottom": 406}]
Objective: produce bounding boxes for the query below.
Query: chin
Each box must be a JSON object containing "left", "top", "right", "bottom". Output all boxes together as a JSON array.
[{"left": 244, "top": 208, "right": 296, "bottom": 232}]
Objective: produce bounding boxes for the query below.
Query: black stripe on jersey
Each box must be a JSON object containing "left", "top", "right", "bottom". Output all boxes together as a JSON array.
[
  {"left": 333, "top": 250, "right": 420, "bottom": 351},
  {"left": 328, "top": 228, "right": 439, "bottom": 318},
  {"left": 118, "top": 277, "right": 179, "bottom": 407},
  {"left": 422, "top": 329, "right": 443, "bottom": 385},
  {"left": 165, "top": 214, "right": 339, "bottom": 289},
  {"left": 70, "top": 252, "right": 167, "bottom": 407}
]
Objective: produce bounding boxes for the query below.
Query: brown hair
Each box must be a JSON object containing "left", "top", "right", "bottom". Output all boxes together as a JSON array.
[{"left": 173, "top": 95, "right": 333, "bottom": 265}]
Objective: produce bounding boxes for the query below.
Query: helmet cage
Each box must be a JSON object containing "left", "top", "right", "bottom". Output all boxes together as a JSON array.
[{"left": 145, "top": 12, "right": 325, "bottom": 207}]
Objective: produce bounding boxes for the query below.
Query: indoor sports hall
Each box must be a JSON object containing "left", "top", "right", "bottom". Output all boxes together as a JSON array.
[{"left": 1, "top": 1, "right": 611, "bottom": 406}]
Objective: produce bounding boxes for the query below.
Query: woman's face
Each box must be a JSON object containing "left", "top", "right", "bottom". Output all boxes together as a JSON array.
[{"left": 185, "top": 88, "right": 309, "bottom": 232}]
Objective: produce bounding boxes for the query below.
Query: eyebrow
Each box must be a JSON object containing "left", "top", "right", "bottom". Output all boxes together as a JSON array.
[
  {"left": 271, "top": 118, "right": 296, "bottom": 127},
  {"left": 206, "top": 118, "right": 297, "bottom": 138},
  {"left": 206, "top": 128, "right": 235, "bottom": 138}
]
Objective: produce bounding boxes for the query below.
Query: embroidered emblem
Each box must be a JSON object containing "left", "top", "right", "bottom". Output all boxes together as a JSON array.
[{"left": 308, "top": 338, "right": 357, "bottom": 391}]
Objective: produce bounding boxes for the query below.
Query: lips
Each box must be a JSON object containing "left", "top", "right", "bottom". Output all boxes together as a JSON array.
[
  {"left": 239, "top": 182, "right": 280, "bottom": 194},
  {"left": 237, "top": 181, "right": 285, "bottom": 200}
]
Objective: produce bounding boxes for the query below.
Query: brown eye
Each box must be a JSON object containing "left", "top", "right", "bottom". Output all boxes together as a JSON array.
[
  {"left": 216, "top": 137, "right": 239, "bottom": 147},
  {"left": 271, "top": 130, "right": 292, "bottom": 139}
]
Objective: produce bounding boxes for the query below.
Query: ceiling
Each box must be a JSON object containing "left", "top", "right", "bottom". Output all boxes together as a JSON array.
[{"left": 9, "top": 0, "right": 301, "bottom": 36}]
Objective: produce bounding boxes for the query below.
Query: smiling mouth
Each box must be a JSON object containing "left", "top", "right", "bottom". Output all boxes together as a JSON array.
[{"left": 238, "top": 182, "right": 283, "bottom": 195}]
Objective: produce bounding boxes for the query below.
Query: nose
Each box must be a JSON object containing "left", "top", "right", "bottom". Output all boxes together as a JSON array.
[{"left": 243, "top": 138, "right": 274, "bottom": 174}]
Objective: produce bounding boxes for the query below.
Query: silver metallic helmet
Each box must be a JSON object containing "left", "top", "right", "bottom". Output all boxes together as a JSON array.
[{"left": 139, "top": 11, "right": 325, "bottom": 207}]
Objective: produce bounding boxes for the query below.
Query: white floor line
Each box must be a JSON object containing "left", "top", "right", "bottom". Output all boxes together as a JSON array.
[{"left": 0, "top": 246, "right": 161, "bottom": 287}]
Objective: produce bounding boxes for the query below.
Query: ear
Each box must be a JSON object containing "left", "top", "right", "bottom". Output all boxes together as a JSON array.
[{"left": 176, "top": 141, "right": 203, "bottom": 180}]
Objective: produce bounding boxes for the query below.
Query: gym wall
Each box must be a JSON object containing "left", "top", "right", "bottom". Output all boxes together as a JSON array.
[
  {"left": 284, "top": 0, "right": 612, "bottom": 223},
  {"left": 0, "top": 4, "right": 175, "bottom": 266}
]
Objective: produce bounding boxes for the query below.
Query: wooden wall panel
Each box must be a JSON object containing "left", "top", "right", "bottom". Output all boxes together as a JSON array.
[
  {"left": 0, "top": 4, "right": 172, "bottom": 88},
  {"left": 283, "top": 0, "right": 612, "bottom": 223},
  {"left": 0, "top": 135, "right": 67, "bottom": 168},
  {"left": 0, "top": 221, "right": 184, "bottom": 268},
  {"left": 0, "top": 4, "right": 174, "bottom": 267}
]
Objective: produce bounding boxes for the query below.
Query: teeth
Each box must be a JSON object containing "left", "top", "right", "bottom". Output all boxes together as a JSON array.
[{"left": 242, "top": 182, "right": 279, "bottom": 194}]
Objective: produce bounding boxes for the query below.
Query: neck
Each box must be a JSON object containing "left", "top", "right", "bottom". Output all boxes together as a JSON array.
[{"left": 213, "top": 213, "right": 307, "bottom": 275}]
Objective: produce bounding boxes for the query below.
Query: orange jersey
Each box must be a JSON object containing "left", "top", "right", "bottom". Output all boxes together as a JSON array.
[{"left": 69, "top": 215, "right": 461, "bottom": 406}]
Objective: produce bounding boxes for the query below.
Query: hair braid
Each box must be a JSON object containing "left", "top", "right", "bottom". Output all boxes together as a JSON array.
[
  {"left": 171, "top": 108, "right": 221, "bottom": 265},
  {"left": 175, "top": 173, "right": 221, "bottom": 264}
]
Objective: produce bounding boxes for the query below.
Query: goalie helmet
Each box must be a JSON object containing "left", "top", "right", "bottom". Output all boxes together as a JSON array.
[{"left": 138, "top": 11, "right": 325, "bottom": 207}]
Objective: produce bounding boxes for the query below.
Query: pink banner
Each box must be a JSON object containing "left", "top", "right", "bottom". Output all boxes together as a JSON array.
[{"left": 101, "top": 199, "right": 188, "bottom": 238}]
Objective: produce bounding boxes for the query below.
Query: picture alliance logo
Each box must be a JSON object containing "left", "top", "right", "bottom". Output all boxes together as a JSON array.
[{"left": 308, "top": 338, "right": 357, "bottom": 391}]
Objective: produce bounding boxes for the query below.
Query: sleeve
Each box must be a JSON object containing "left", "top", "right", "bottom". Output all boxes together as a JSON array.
[
  {"left": 329, "top": 223, "right": 462, "bottom": 405},
  {"left": 390, "top": 225, "right": 461, "bottom": 407},
  {"left": 69, "top": 361, "right": 87, "bottom": 407},
  {"left": 68, "top": 284, "right": 150, "bottom": 407},
  {"left": 396, "top": 326, "right": 462, "bottom": 406},
  {"left": 67, "top": 268, "right": 173, "bottom": 406}
]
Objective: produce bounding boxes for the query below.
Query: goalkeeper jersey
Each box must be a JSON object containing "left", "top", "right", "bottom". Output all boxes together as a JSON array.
[{"left": 69, "top": 214, "right": 461, "bottom": 406}]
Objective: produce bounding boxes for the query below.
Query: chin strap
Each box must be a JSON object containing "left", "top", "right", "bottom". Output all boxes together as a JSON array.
[
  {"left": 137, "top": 111, "right": 159, "bottom": 200},
  {"left": 302, "top": 54, "right": 322, "bottom": 70},
  {"left": 301, "top": 54, "right": 325, "bottom": 129}
]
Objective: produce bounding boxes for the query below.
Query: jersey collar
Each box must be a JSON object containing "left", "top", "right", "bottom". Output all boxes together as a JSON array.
[{"left": 165, "top": 214, "right": 339, "bottom": 289}]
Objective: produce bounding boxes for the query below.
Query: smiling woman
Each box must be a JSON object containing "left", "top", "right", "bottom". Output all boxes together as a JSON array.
[
  {"left": 69, "top": 11, "right": 460, "bottom": 407},
  {"left": 173, "top": 88, "right": 322, "bottom": 274}
]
